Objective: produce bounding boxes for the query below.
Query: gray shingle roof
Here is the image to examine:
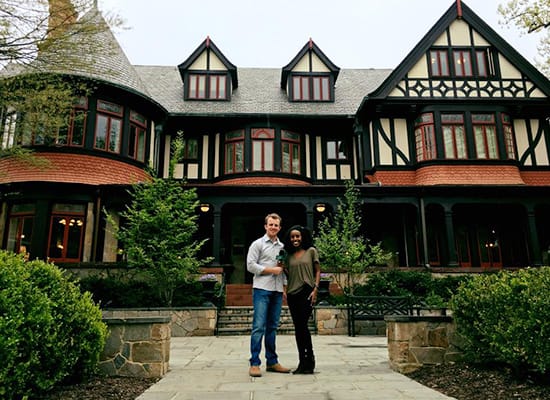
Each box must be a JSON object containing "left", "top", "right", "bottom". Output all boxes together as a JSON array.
[
  {"left": 134, "top": 66, "right": 392, "bottom": 117},
  {"left": 23, "top": 7, "right": 151, "bottom": 97}
]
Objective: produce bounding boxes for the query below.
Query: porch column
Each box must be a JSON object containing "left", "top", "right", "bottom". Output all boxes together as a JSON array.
[
  {"left": 443, "top": 206, "right": 459, "bottom": 268},
  {"left": 419, "top": 197, "right": 429, "bottom": 268},
  {"left": 307, "top": 209, "right": 314, "bottom": 231},
  {"left": 526, "top": 206, "right": 542, "bottom": 267},
  {"left": 212, "top": 208, "right": 221, "bottom": 264}
]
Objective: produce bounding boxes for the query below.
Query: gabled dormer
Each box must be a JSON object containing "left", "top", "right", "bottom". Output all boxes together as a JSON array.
[
  {"left": 281, "top": 39, "right": 340, "bottom": 102},
  {"left": 178, "top": 37, "right": 238, "bottom": 101}
]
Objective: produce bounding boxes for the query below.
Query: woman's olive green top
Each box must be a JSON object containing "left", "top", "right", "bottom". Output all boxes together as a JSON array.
[{"left": 286, "top": 247, "right": 319, "bottom": 295}]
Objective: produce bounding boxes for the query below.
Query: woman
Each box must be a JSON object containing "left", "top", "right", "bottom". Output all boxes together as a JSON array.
[{"left": 282, "top": 225, "right": 321, "bottom": 374}]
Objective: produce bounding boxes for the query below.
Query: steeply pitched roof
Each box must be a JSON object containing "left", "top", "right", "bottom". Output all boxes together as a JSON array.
[
  {"left": 178, "top": 37, "right": 238, "bottom": 89},
  {"left": 281, "top": 39, "right": 340, "bottom": 88},
  {"left": 34, "top": 6, "right": 151, "bottom": 97},
  {"left": 366, "top": 0, "right": 550, "bottom": 100},
  {"left": 135, "top": 66, "right": 390, "bottom": 117}
]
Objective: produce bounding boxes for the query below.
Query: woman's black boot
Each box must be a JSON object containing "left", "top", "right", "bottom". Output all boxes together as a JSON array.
[{"left": 295, "top": 352, "right": 314, "bottom": 374}]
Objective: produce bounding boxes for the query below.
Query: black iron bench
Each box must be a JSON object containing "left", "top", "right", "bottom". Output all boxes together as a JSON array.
[{"left": 347, "top": 295, "right": 415, "bottom": 336}]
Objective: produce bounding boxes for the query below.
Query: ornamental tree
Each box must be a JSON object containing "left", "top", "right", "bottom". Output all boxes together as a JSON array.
[
  {"left": 114, "top": 133, "right": 212, "bottom": 306},
  {"left": 313, "top": 180, "right": 392, "bottom": 295},
  {"left": 498, "top": 0, "right": 550, "bottom": 75}
]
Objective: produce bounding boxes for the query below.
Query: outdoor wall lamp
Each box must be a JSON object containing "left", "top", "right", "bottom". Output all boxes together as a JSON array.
[
  {"left": 315, "top": 203, "right": 326, "bottom": 213},
  {"left": 200, "top": 204, "right": 211, "bottom": 213}
]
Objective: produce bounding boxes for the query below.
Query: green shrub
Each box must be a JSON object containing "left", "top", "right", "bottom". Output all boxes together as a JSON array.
[
  {"left": 79, "top": 275, "right": 207, "bottom": 307},
  {"left": 0, "top": 251, "right": 107, "bottom": 399},
  {"left": 450, "top": 267, "right": 550, "bottom": 375},
  {"left": 326, "top": 270, "right": 467, "bottom": 306}
]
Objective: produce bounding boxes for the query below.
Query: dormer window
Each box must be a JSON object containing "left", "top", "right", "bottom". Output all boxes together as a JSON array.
[
  {"left": 188, "top": 73, "right": 228, "bottom": 100},
  {"left": 292, "top": 75, "right": 331, "bottom": 101},
  {"left": 178, "top": 37, "right": 238, "bottom": 102},
  {"left": 281, "top": 39, "right": 340, "bottom": 103},
  {"left": 429, "top": 47, "right": 496, "bottom": 79}
]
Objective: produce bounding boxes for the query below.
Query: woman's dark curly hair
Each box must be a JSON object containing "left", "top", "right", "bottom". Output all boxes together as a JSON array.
[{"left": 283, "top": 225, "right": 314, "bottom": 254}]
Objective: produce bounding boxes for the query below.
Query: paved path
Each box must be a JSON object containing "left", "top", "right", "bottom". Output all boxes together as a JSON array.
[{"left": 137, "top": 335, "right": 455, "bottom": 400}]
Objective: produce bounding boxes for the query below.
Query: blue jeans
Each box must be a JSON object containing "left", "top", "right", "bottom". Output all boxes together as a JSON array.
[{"left": 249, "top": 288, "right": 283, "bottom": 366}]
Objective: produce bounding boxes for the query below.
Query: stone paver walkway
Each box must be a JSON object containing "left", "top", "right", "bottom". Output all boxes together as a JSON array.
[{"left": 136, "top": 335, "right": 455, "bottom": 400}]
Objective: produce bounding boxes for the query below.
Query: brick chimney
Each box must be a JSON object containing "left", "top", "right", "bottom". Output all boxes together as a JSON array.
[{"left": 46, "top": 0, "right": 77, "bottom": 39}]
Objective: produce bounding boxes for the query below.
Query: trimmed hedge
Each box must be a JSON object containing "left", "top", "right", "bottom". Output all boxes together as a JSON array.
[
  {"left": 450, "top": 267, "right": 550, "bottom": 375},
  {"left": 351, "top": 269, "right": 469, "bottom": 306},
  {"left": 78, "top": 275, "right": 210, "bottom": 308},
  {"left": 0, "top": 251, "right": 107, "bottom": 399}
]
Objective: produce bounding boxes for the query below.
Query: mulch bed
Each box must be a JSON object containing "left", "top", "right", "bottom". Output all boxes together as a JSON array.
[
  {"left": 405, "top": 362, "right": 549, "bottom": 400},
  {"left": 37, "top": 362, "right": 549, "bottom": 400},
  {"left": 38, "top": 376, "right": 160, "bottom": 400}
]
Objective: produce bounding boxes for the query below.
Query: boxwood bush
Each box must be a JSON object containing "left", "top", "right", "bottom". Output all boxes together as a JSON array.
[
  {"left": 450, "top": 267, "right": 550, "bottom": 376},
  {"left": 351, "top": 269, "right": 469, "bottom": 305},
  {"left": 78, "top": 275, "right": 208, "bottom": 308},
  {"left": 0, "top": 251, "right": 107, "bottom": 399}
]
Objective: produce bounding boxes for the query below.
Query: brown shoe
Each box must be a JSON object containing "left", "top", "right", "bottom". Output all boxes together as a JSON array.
[
  {"left": 266, "top": 363, "right": 291, "bottom": 373},
  {"left": 249, "top": 365, "right": 262, "bottom": 377}
]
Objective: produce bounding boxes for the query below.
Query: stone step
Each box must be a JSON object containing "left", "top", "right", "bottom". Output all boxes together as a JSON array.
[{"left": 216, "top": 306, "right": 315, "bottom": 336}]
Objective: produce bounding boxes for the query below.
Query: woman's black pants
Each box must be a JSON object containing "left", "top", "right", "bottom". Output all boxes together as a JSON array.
[{"left": 287, "top": 284, "right": 314, "bottom": 364}]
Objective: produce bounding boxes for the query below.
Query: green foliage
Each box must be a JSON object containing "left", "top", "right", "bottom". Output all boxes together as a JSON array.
[
  {"left": 498, "top": 0, "right": 550, "bottom": 77},
  {"left": 0, "top": 74, "right": 92, "bottom": 159},
  {"left": 0, "top": 250, "right": 107, "bottom": 399},
  {"left": 352, "top": 269, "right": 469, "bottom": 305},
  {"left": 450, "top": 267, "right": 550, "bottom": 375},
  {"left": 78, "top": 275, "right": 207, "bottom": 307},
  {"left": 314, "top": 180, "right": 393, "bottom": 293},
  {"left": 114, "top": 133, "right": 212, "bottom": 306}
]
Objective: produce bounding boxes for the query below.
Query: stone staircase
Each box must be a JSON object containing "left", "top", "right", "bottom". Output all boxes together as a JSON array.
[{"left": 216, "top": 306, "right": 316, "bottom": 336}]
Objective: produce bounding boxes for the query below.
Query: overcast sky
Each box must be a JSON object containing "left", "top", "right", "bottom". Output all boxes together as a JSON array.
[{"left": 97, "top": 0, "right": 544, "bottom": 70}]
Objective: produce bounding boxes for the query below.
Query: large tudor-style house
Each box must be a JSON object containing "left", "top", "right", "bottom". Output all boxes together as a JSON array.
[{"left": 2, "top": 1, "right": 550, "bottom": 287}]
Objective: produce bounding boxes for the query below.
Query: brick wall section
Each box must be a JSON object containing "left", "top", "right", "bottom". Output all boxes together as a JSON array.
[
  {"left": 372, "top": 165, "right": 525, "bottom": 186},
  {"left": 0, "top": 153, "right": 151, "bottom": 185},
  {"left": 215, "top": 177, "right": 310, "bottom": 185}
]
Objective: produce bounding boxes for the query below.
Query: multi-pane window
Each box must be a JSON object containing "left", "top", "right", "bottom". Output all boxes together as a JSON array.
[
  {"left": 224, "top": 130, "right": 244, "bottom": 173},
  {"left": 429, "top": 47, "right": 494, "bottom": 78},
  {"left": 129, "top": 110, "right": 147, "bottom": 162},
  {"left": 415, "top": 113, "right": 436, "bottom": 161},
  {"left": 442, "top": 114, "right": 467, "bottom": 159},
  {"left": 251, "top": 128, "right": 274, "bottom": 171},
  {"left": 57, "top": 96, "right": 88, "bottom": 146},
  {"left": 429, "top": 50, "right": 449, "bottom": 77},
  {"left": 327, "top": 140, "right": 349, "bottom": 160},
  {"left": 1, "top": 112, "right": 17, "bottom": 149},
  {"left": 188, "top": 74, "right": 227, "bottom": 100},
  {"left": 94, "top": 100, "right": 122, "bottom": 153},
  {"left": 6, "top": 203, "right": 34, "bottom": 257},
  {"left": 281, "top": 130, "right": 300, "bottom": 173},
  {"left": 453, "top": 50, "right": 473, "bottom": 77},
  {"left": 502, "top": 114, "right": 516, "bottom": 160},
  {"left": 472, "top": 114, "right": 499, "bottom": 159},
  {"left": 179, "top": 138, "right": 199, "bottom": 160},
  {"left": 47, "top": 203, "right": 85, "bottom": 262},
  {"left": 292, "top": 75, "right": 331, "bottom": 101},
  {"left": 209, "top": 75, "right": 227, "bottom": 99}
]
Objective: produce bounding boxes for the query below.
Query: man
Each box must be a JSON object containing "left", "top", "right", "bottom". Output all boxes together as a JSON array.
[{"left": 246, "top": 213, "right": 291, "bottom": 377}]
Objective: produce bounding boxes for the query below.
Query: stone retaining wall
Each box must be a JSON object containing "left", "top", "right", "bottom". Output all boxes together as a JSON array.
[
  {"left": 385, "top": 315, "right": 464, "bottom": 373},
  {"left": 315, "top": 306, "right": 348, "bottom": 335},
  {"left": 102, "top": 307, "right": 217, "bottom": 336},
  {"left": 100, "top": 316, "right": 171, "bottom": 378}
]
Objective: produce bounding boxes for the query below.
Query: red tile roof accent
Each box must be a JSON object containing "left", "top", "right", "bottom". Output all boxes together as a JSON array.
[
  {"left": 215, "top": 177, "right": 310, "bottom": 186},
  {"left": 520, "top": 171, "right": 550, "bottom": 186},
  {"left": 0, "top": 153, "right": 152, "bottom": 185},
  {"left": 370, "top": 165, "right": 525, "bottom": 186}
]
